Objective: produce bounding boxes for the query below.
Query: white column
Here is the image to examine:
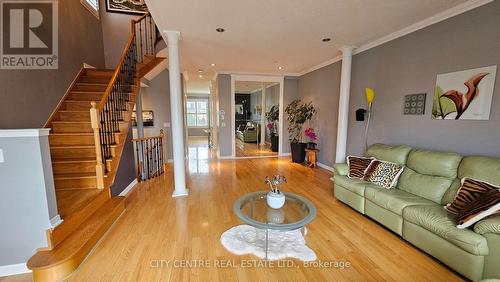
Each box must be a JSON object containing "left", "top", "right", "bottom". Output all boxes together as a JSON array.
[
  {"left": 335, "top": 46, "right": 355, "bottom": 163},
  {"left": 165, "top": 31, "right": 188, "bottom": 197},
  {"left": 260, "top": 84, "right": 266, "bottom": 145}
]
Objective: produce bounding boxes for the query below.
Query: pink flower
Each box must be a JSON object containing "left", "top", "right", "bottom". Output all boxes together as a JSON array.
[
  {"left": 267, "top": 123, "right": 274, "bottom": 130},
  {"left": 304, "top": 128, "right": 317, "bottom": 142}
]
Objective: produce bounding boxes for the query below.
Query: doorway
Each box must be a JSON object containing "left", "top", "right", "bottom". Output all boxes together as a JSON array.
[{"left": 231, "top": 75, "right": 284, "bottom": 158}]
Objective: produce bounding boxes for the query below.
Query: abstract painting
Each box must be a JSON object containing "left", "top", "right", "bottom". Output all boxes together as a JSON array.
[
  {"left": 403, "top": 93, "right": 426, "bottom": 115},
  {"left": 432, "top": 65, "right": 497, "bottom": 120},
  {"left": 106, "top": 0, "right": 148, "bottom": 15}
]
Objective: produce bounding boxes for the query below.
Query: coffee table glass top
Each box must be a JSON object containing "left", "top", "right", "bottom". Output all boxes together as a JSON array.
[{"left": 234, "top": 191, "right": 316, "bottom": 230}]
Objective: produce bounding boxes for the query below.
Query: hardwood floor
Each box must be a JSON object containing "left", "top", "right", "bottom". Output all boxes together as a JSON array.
[
  {"left": 235, "top": 138, "right": 277, "bottom": 158},
  {"left": 6, "top": 140, "right": 463, "bottom": 281}
]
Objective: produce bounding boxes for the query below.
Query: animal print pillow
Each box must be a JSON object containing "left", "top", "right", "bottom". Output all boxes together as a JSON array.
[
  {"left": 363, "top": 160, "right": 404, "bottom": 189},
  {"left": 347, "top": 156, "right": 374, "bottom": 179},
  {"left": 446, "top": 178, "right": 500, "bottom": 214},
  {"left": 456, "top": 189, "right": 500, "bottom": 229}
]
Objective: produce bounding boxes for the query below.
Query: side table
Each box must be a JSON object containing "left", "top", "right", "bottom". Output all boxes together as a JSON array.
[{"left": 305, "top": 149, "right": 319, "bottom": 168}]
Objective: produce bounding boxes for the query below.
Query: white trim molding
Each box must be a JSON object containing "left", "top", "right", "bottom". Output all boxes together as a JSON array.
[
  {"left": 50, "top": 215, "right": 63, "bottom": 228},
  {"left": 0, "top": 263, "right": 31, "bottom": 277},
  {"left": 297, "top": 0, "right": 493, "bottom": 76},
  {"left": 0, "top": 129, "right": 50, "bottom": 138},
  {"left": 230, "top": 74, "right": 285, "bottom": 159},
  {"left": 118, "top": 179, "right": 139, "bottom": 197},
  {"left": 317, "top": 162, "right": 334, "bottom": 172}
]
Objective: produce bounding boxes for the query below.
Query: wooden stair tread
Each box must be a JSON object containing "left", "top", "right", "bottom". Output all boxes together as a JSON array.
[
  {"left": 27, "top": 197, "right": 125, "bottom": 272},
  {"left": 51, "top": 144, "right": 116, "bottom": 149},
  {"left": 51, "top": 121, "right": 91, "bottom": 123},
  {"left": 55, "top": 189, "right": 104, "bottom": 218},
  {"left": 54, "top": 172, "right": 97, "bottom": 179},
  {"left": 52, "top": 157, "right": 97, "bottom": 163},
  {"left": 50, "top": 132, "right": 93, "bottom": 136}
]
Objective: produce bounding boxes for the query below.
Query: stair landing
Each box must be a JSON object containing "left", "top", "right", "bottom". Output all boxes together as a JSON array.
[{"left": 27, "top": 197, "right": 125, "bottom": 281}]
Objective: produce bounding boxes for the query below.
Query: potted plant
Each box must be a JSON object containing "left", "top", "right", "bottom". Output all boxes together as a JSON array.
[
  {"left": 285, "top": 99, "right": 316, "bottom": 163},
  {"left": 304, "top": 128, "right": 317, "bottom": 149},
  {"left": 265, "top": 105, "right": 279, "bottom": 152}
]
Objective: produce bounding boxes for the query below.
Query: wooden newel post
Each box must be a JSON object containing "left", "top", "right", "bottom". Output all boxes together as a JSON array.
[
  {"left": 90, "top": 102, "right": 105, "bottom": 189},
  {"left": 160, "top": 129, "right": 166, "bottom": 171}
]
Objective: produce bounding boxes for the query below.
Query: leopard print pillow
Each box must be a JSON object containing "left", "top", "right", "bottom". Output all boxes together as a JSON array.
[{"left": 363, "top": 160, "right": 404, "bottom": 189}]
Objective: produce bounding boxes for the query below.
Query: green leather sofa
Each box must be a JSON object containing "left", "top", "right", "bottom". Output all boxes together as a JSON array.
[
  {"left": 236, "top": 122, "right": 260, "bottom": 143},
  {"left": 333, "top": 144, "right": 500, "bottom": 281}
]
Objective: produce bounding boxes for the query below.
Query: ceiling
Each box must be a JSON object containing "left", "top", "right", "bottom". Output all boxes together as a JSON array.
[{"left": 146, "top": 0, "right": 473, "bottom": 92}]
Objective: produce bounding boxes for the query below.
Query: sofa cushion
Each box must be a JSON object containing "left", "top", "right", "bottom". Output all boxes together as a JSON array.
[
  {"left": 474, "top": 216, "right": 500, "bottom": 235},
  {"left": 334, "top": 175, "right": 369, "bottom": 196},
  {"left": 397, "top": 150, "right": 462, "bottom": 204},
  {"left": 398, "top": 168, "right": 455, "bottom": 204},
  {"left": 459, "top": 156, "right": 500, "bottom": 187},
  {"left": 403, "top": 205, "right": 489, "bottom": 255},
  {"left": 407, "top": 150, "right": 462, "bottom": 178},
  {"left": 364, "top": 186, "right": 436, "bottom": 215},
  {"left": 366, "top": 144, "right": 413, "bottom": 165}
]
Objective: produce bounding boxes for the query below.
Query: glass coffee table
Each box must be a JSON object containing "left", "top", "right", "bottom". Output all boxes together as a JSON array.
[{"left": 233, "top": 191, "right": 316, "bottom": 259}]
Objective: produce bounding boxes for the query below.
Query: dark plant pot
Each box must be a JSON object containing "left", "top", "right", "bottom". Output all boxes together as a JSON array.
[
  {"left": 307, "top": 142, "right": 317, "bottom": 150},
  {"left": 270, "top": 135, "right": 279, "bottom": 152},
  {"left": 290, "top": 142, "right": 307, "bottom": 163}
]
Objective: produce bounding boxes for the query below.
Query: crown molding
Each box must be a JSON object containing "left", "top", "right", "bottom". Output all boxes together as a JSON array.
[{"left": 296, "top": 0, "right": 493, "bottom": 77}]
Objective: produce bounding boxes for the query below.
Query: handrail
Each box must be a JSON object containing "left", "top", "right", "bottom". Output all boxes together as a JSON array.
[
  {"left": 96, "top": 32, "right": 135, "bottom": 111},
  {"left": 132, "top": 129, "right": 165, "bottom": 181},
  {"left": 96, "top": 18, "right": 139, "bottom": 111},
  {"left": 131, "top": 135, "right": 162, "bottom": 142},
  {"left": 91, "top": 12, "right": 158, "bottom": 178}
]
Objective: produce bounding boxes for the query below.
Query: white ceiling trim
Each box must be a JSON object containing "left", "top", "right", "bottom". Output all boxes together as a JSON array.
[{"left": 295, "top": 0, "right": 493, "bottom": 76}]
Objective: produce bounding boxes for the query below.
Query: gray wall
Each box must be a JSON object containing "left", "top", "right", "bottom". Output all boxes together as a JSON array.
[
  {"left": 298, "top": 63, "right": 341, "bottom": 167},
  {"left": 133, "top": 70, "right": 174, "bottom": 160},
  {"left": 0, "top": 134, "right": 55, "bottom": 266},
  {"left": 0, "top": 0, "right": 105, "bottom": 128},
  {"left": 217, "top": 74, "right": 233, "bottom": 157},
  {"left": 99, "top": 1, "right": 139, "bottom": 68},
  {"left": 111, "top": 127, "right": 136, "bottom": 196},
  {"left": 347, "top": 1, "right": 500, "bottom": 158},
  {"left": 297, "top": 1, "right": 500, "bottom": 164}
]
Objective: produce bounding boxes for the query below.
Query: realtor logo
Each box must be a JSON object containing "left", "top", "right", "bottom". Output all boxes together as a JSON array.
[{"left": 1, "top": 0, "right": 58, "bottom": 69}]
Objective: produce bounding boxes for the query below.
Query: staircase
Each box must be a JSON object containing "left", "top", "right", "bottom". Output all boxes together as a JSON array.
[{"left": 27, "top": 13, "right": 165, "bottom": 281}]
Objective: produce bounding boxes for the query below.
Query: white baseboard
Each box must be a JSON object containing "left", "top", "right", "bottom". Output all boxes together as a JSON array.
[
  {"left": 317, "top": 162, "right": 334, "bottom": 172},
  {"left": 167, "top": 159, "right": 174, "bottom": 163},
  {"left": 0, "top": 263, "right": 31, "bottom": 277},
  {"left": 279, "top": 153, "right": 291, "bottom": 157},
  {"left": 217, "top": 155, "right": 234, "bottom": 159},
  {"left": 119, "top": 179, "right": 138, "bottom": 197},
  {"left": 50, "top": 214, "right": 63, "bottom": 228}
]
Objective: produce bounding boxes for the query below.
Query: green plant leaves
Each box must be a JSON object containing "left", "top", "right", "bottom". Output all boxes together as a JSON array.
[{"left": 285, "top": 99, "right": 316, "bottom": 142}]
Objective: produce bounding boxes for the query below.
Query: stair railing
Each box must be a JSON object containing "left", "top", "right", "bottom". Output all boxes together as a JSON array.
[
  {"left": 89, "top": 13, "right": 158, "bottom": 188},
  {"left": 132, "top": 129, "right": 166, "bottom": 181}
]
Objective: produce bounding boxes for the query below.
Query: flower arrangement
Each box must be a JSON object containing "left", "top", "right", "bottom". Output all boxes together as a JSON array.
[
  {"left": 265, "top": 175, "right": 287, "bottom": 194},
  {"left": 304, "top": 127, "right": 317, "bottom": 149}
]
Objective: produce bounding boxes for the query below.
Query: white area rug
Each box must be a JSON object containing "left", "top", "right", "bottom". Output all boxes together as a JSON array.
[{"left": 220, "top": 225, "right": 316, "bottom": 261}]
